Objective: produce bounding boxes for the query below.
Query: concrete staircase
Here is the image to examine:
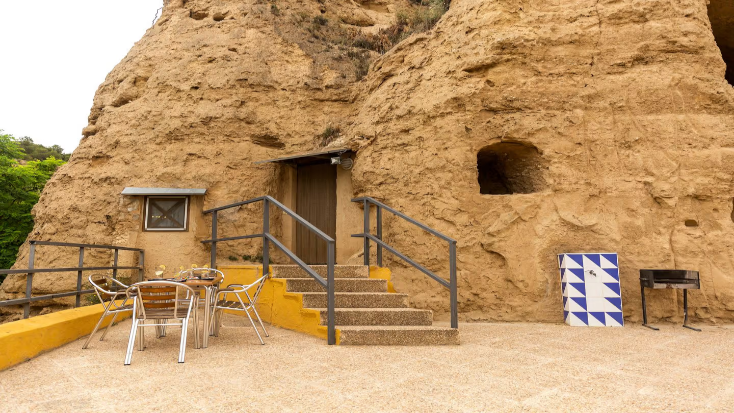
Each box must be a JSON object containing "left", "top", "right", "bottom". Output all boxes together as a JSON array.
[{"left": 270, "top": 265, "right": 459, "bottom": 345}]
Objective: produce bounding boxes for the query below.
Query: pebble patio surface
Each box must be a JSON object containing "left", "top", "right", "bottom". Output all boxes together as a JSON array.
[{"left": 1, "top": 316, "right": 733, "bottom": 412}]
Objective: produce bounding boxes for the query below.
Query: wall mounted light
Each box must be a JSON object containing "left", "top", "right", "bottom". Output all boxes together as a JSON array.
[{"left": 331, "top": 156, "right": 353, "bottom": 170}]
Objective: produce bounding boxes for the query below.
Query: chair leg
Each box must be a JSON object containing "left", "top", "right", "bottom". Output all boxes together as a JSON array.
[
  {"left": 210, "top": 310, "right": 217, "bottom": 336},
  {"left": 244, "top": 309, "right": 265, "bottom": 345},
  {"left": 82, "top": 312, "right": 108, "bottom": 349},
  {"left": 215, "top": 309, "right": 223, "bottom": 337},
  {"left": 137, "top": 325, "right": 145, "bottom": 351},
  {"left": 99, "top": 312, "right": 120, "bottom": 342},
  {"left": 179, "top": 319, "right": 189, "bottom": 363},
  {"left": 193, "top": 306, "right": 200, "bottom": 349},
  {"left": 209, "top": 308, "right": 219, "bottom": 337},
  {"left": 251, "top": 307, "right": 269, "bottom": 337},
  {"left": 125, "top": 319, "right": 139, "bottom": 365},
  {"left": 194, "top": 310, "right": 200, "bottom": 351}
]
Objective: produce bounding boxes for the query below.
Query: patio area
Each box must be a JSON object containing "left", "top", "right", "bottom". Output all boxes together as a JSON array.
[{"left": 1, "top": 317, "right": 733, "bottom": 412}]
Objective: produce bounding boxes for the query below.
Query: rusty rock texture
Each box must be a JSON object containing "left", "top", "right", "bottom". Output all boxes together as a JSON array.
[{"left": 3, "top": 0, "right": 734, "bottom": 324}]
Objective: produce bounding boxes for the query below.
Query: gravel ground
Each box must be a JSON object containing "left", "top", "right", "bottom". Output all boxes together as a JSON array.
[{"left": 1, "top": 316, "right": 733, "bottom": 412}]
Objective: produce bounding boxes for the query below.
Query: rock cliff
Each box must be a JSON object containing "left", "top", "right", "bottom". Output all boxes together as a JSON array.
[{"left": 2, "top": 0, "right": 734, "bottom": 325}]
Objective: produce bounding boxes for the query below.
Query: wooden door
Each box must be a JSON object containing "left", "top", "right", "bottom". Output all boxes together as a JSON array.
[{"left": 296, "top": 163, "right": 337, "bottom": 264}]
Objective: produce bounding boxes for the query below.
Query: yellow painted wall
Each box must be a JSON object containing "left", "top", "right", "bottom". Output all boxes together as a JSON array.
[
  {"left": 220, "top": 265, "right": 395, "bottom": 344},
  {"left": 219, "top": 265, "right": 331, "bottom": 340},
  {"left": 0, "top": 303, "right": 130, "bottom": 371}
]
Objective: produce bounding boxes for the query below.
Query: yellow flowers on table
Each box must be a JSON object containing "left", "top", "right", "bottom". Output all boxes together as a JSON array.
[{"left": 149, "top": 263, "right": 212, "bottom": 281}]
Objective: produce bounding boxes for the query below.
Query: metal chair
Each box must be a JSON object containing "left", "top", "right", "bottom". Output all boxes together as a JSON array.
[
  {"left": 83, "top": 275, "right": 134, "bottom": 349},
  {"left": 210, "top": 273, "right": 269, "bottom": 344},
  {"left": 124, "top": 281, "right": 199, "bottom": 365}
]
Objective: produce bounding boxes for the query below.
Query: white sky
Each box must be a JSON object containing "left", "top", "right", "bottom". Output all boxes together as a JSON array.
[{"left": 0, "top": 0, "right": 163, "bottom": 153}]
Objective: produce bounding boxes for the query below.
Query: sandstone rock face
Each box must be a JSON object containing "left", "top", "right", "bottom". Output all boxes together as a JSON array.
[
  {"left": 350, "top": 0, "right": 734, "bottom": 323},
  {"left": 3, "top": 0, "right": 734, "bottom": 325},
  {"left": 0, "top": 0, "right": 408, "bottom": 319}
]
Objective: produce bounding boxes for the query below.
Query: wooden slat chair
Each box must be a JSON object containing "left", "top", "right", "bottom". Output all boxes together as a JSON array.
[
  {"left": 210, "top": 274, "right": 269, "bottom": 345},
  {"left": 124, "top": 281, "right": 199, "bottom": 365},
  {"left": 83, "top": 275, "right": 134, "bottom": 349}
]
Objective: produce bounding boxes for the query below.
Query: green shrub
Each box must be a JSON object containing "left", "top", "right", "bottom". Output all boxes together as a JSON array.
[
  {"left": 316, "top": 126, "right": 341, "bottom": 147},
  {"left": 351, "top": 0, "right": 450, "bottom": 54},
  {"left": 242, "top": 254, "right": 264, "bottom": 263}
]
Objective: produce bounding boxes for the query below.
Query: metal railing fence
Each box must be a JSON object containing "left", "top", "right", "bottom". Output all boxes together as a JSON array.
[
  {"left": 201, "top": 195, "right": 337, "bottom": 345},
  {"left": 351, "top": 197, "right": 458, "bottom": 329},
  {"left": 0, "top": 241, "right": 145, "bottom": 319}
]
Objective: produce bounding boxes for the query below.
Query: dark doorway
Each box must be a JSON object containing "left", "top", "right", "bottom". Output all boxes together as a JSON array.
[
  {"left": 296, "top": 163, "right": 337, "bottom": 264},
  {"left": 477, "top": 142, "right": 546, "bottom": 195},
  {"left": 708, "top": 0, "right": 734, "bottom": 85}
]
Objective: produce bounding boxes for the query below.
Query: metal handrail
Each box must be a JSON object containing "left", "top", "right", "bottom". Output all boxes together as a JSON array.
[
  {"left": 0, "top": 240, "right": 145, "bottom": 319},
  {"left": 351, "top": 197, "right": 458, "bottom": 329},
  {"left": 201, "top": 195, "right": 337, "bottom": 345}
]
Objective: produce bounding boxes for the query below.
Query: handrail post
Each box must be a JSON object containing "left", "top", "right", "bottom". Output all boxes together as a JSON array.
[
  {"left": 24, "top": 243, "right": 36, "bottom": 319},
  {"left": 263, "top": 198, "right": 270, "bottom": 277},
  {"left": 327, "top": 241, "right": 336, "bottom": 345},
  {"left": 76, "top": 247, "right": 85, "bottom": 308},
  {"left": 138, "top": 250, "right": 145, "bottom": 282},
  {"left": 363, "top": 200, "right": 370, "bottom": 266},
  {"left": 376, "top": 205, "right": 383, "bottom": 267},
  {"left": 449, "top": 241, "right": 458, "bottom": 329},
  {"left": 112, "top": 248, "right": 119, "bottom": 280},
  {"left": 210, "top": 211, "right": 218, "bottom": 269}
]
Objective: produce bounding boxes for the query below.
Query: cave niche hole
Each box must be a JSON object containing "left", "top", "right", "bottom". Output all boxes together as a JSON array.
[
  {"left": 477, "top": 142, "right": 546, "bottom": 195},
  {"left": 707, "top": 0, "right": 734, "bottom": 85}
]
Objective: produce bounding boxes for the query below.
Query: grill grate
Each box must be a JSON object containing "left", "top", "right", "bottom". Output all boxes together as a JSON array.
[{"left": 639, "top": 269, "right": 701, "bottom": 331}]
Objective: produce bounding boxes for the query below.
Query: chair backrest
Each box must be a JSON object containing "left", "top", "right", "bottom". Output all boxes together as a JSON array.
[
  {"left": 126, "top": 281, "right": 196, "bottom": 320},
  {"left": 252, "top": 274, "right": 268, "bottom": 302},
  {"left": 89, "top": 275, "right": 129, "bottom": 304}
]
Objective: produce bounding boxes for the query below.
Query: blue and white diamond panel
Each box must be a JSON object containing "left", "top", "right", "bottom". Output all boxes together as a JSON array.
[{"left": 558, "top": 253, "right": 623, "bottom": 327}]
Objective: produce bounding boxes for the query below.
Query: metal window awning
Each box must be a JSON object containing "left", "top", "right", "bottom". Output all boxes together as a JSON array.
[
  {"left": 254, "top": 148, "right": 350, "bottom": 165},
  {"left": 121, "top": 187, "right": 207, "bottom": 196}
]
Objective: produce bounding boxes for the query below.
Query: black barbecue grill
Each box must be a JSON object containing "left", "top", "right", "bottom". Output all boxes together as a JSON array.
[{"left": 639, "top": 269, "right": 701, "bottom": 331}]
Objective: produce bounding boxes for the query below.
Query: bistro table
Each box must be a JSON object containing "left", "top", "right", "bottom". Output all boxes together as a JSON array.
[
  {"left": 149, "top": 273, "right": 223, "bottom": 349},
  {"left": 182, "top": 273, "right": 223, "bottom": 349}
]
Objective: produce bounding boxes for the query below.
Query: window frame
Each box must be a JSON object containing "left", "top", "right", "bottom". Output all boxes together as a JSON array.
[{"left": 143, "top": 195, "right": 190, "bottom": 232}]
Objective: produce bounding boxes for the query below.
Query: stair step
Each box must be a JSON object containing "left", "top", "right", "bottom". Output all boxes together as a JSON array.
[
  {"left": 271, "top": 265, "right": 368, "bottom": 279},
  {"left": 286, "top": 278, "right": 387, "bottom": 293},
  {"left": 312, "top": 308, "right": 433, "bottom": 326},
  {"left": 301, "top": 293, "right": 410, "bottom": 309},
  {"left": 337, "top": 326, "right": 460, "bottom": 345}
]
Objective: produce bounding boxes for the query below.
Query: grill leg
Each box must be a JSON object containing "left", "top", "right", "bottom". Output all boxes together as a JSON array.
[
  {"left": 641, "top": 285, "right": 659, "bottom": 331},
  {"left": 682, "top": 289, "right": 701, "bottom": 332}
]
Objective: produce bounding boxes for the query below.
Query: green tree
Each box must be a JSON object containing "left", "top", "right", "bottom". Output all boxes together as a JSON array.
[
  {"left": 16, "top": 136, "right": 70, "bottom": 162},
  {"left": 0, "top": 132, "right": 65, "bottom": 280}
]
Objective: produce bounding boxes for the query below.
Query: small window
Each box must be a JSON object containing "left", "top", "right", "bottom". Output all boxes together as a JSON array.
[{"left": 144, "top": 196, "right": 189, "bottom": 231}]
